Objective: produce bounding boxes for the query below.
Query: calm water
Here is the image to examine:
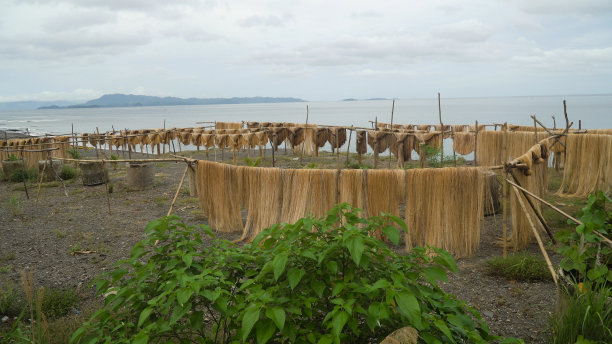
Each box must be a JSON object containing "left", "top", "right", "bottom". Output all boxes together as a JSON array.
[{"left": 0, "top": 95, "right": 610, "bottom": 136}]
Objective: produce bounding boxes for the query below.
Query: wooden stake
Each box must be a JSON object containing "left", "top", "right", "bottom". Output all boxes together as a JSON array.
[
  {"left": 300, "top": 105, "right": 309, "bottom": 163},
  {"left": 336, "top": 128, "right": 341, "bottom": 169},
  {"left": 451, "top": 127, "right": 457, "bottom": 167},
  {"left": 533, "top": 115, "right": 538, "bottom": 144},
  {"left": 509, "top": 170, "right": 556, "bottom": 243},
  {"left": 168, "top": 164, "right": 190, "bottom": 216},
  {"left": 20, "top": 148, "right": 29, "bottom": 199},
  {"left": 502, "top": 122, "right": 508, "bottom": 258},
  {"left": 388, "top": 99, "right": 395, "bottom": 169},
  {"left": 345, "top": 127, "right": 353, "bottom": 167},
  {"left": 511, "top": 185, "right": 558, "bottom": 286},
  {"left": 438, "top": 93, "right": 444, "bottom": 167},
  {"left": 474, "top": 120, "right": 479, "bottom": 166},
  {"left": 35, "top": 157, "right": 48, "bottom": 204}
]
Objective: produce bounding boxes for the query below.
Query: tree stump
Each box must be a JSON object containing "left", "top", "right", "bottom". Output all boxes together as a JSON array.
[
  {"left": 2, "top": 159, "right": 25, "bottom": 181},
  {"left": 79, "top": 161, "right": 107, "bottom": 186},
  {"left": 126, "top": 162, "right": 154, "bottom": 191},
  {"left": 38, "top": 159, "right": 63, "bottom": 182}
]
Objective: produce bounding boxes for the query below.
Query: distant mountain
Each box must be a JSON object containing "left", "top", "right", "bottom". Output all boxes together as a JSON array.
[
  {"left": 0, "top": 100, "right": 79, "bottom": 111},
  {"left": 37, "top": 94, "right": 305, "bottom": 109}
]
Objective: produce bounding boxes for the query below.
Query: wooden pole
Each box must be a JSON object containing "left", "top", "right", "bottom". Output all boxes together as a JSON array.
[
  {"left": 345, "top": 127, "right": 353, "bottom": 167},
  {"left": 20, "top": 148, "right": 29, "bottom": 199},
  {"left": 35, "top": 156, "right": 48, "bottom": 204},
  {"left": 300, "top": 105, "right": 309, "bottom": 163},
  {"left": 388, "top": 99, "right": 395, "bottom": 168},
  {"left": 502, "top": 122, "right": 508, "bottom": 258},
  {"left": 168, "top": 164, "right": 190, "bottom": 216},
  {"left": 438, "top": 93, "right": 444, "bottom": 167},
  {"left": 474, "top": 120, "right": 479, "bottom": 166},
  {"left": 271, "top": 134, "right": 276, "bottom": 167},
  {"left": 509, "top": 170, "right": 556, "bottom": 243},
  {"left": 552, "top": 116, "right": 556, "bottom": 130},
  {"left": 533, "top": 115, "right": 538, "bottom": 144},
  {"left": 563, "top": 100, "right": 569, "bottom": 165},
  {"left": 451, "top": 127, "right": 457, "bottom": 166},
  {"left": 511, "top": 185, "right": 558, "bottom": 286}
]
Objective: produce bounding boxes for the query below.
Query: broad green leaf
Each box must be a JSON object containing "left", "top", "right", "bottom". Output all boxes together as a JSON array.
[
  {"left": 177, "top": 287, "right": 193, "bottom": 306},
  {"left": 311, "top": 280, "right": 325, "bottom": 298},
  {"left": 434, "top": 319, "right": 456, "bottom": 343},
  {"left": 332, "top": 282, "right": 345, "bottom": 297},
  {"left": 133, "top": 331, "right": 149, "bottom": 344},
  {"left": 138, "top": 307, "right": 153, "bottom": 327},
  {"left": 266, "top": 306, "right": 286, "bottom": 330},
  {"left": 395, "top": 291, "right": 422, "bottom": 329},
  {"left": 287, "top": 267, "right": 306, "bottom": 290},
  {"left": 256, "top": 318, "right": 276, "bottom": 344},
  {"left": 422, "top": 266, "right": 448, "bottom": 282},
  {"left": 346, "top": 235, "right": 365, "bottom": 266},
  {"left": 242, "top": 304, "right": 261, "bottom": 341},
  {"left": 331, "top": 310, "right": 349, "bottom": 337},
  {"left": 130, "top": 244, "right": 145, "bottom": 259},
  {"left": 169, "top": 302, "right": 190, "bottom": 325},
  {"left": 382, "top": 225, "right": 400, "bottom": 245},
  {"left": 273, "top": 252, "right": 289, "bottom": 281},
  {"left": 182, "top": 253, "right": 193, "bottom": 268}
]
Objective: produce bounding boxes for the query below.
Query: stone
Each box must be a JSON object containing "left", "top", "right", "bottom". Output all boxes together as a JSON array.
[{"left": 380, "top": 326, "right": 418, "bottom": 344}]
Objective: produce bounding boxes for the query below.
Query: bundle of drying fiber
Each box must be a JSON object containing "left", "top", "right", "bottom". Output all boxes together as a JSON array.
[
  {"left": 557, "top": 134, "right": 612, "bottom": 197},
  {"left": 312, "top": 128, "right": 330, "bottom": 156},
  {"left": 415, "top": 132, "right": 442, "bottom": 150},
  {"left": 509, "top": 161, "right": 547, "bottom": 250},
  {"left": 452, "top": 125, "right": 467, "bottom": 133},
  {"left": 453, "top": 132, "right": 475, "bottom": 155},
  {"left": 271, "top": 122, "right": 283, "bottom": 127},
  {"left": 270, "top": 127, "right": 288, "bottom": 149},
  {"left": 200, "top": 134, "right": 215, "bottom": 148},
  {"left": 508, "top": 125, "right": 546, "bottom": 132},
  {"left": 376, "top": 122, "right": 389, "bottom": 129},
  {"left": 215, "top": 122, "right": 243, "bottom": 130},
  {"left": 389, "top": 133, "right": 413, "bottom": 163},
  {"left": 109, "top": 135, "right": 124, "bottom": 148},
  {"left": 239, "top": 167, "right": 283, "bottom": 241},
  {"left": 404, "top": 167, "right": 485, "bottom": 258},
  {"left": 287, "top": 127, "right": 306, "bottom": 148},
  {"left": 243, "top": 133, "right": 257, "bottom": 149},
  {"left": 549, "top": 136, "right": 565, "bottom": 153},
  {"left": 365, "top": 169, "right": 404, "bottom": 239},
  {"left": 239, "top": 128, "right": 251, "bottom": 134},
  {"left": 279, "top": 169, "right": 312, "bottom": 224},
  {"left": 215, "top": 134, "right": 229, "bottom": 149},
  {"left": 434, "top": 125, "right": 452, "bottom": 138},
  {"left": 191, "top": 133, "right": 202, "bottom": 149},
  {"left": 196, "top": 160, "right": 244, "bottom": 232},
  {"left": 355, "top": 130, "right": 367, "bottom": 155},
  {"left": 367, "top": 131, "right": 389, "bottom": 154},
  {"left": 254, "top": 131, "right": 268, "bottom": 146},
  {"left": 178, "top": 131, "right": 192, "bottom": 145},
  {"left": 148, "top": 132, "right": 162, "bottom": 146},
  {"left": 328, "top": 127, "right": 347, "bottom": 149},
  {"left": 469, "top": 124, "right": 487, "bottom": 132},
  {"left": 246, "top": 122, "right": 260, "bottom": 129},
  {"left": 586, "top": 129, "right": 612, "bottom": 135},
  {"left": 304, "top": 169, "right": 339, "bottom": 219},
  {"left": 295, "top": 126, "right": 317, "bottom": 156},
  {"left": 260, "top": 122, "right": 272, "bottom": 128},
  {"left": 476, "top": 131, "right": 550, "bottom": 167},
  {"left": 417, "top": 125, "right": 431, "bottom": 131},
  {"left": 339, "top": 169, "right": 365, "bottom": 209},
  {"left": 228, "top": 134, "right": 246, "bottom": 151},
  {"left": 181, "top": 128, "right": 195, "bottom": 133}
]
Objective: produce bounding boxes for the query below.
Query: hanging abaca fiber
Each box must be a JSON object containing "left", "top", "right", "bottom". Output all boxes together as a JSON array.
[
  {"left": 228, "top": 134, "right": 246, "bottom": 151},
  {"left": 355, "top": 130, "right": 367, "bottom": 155},
  {"left": 417, "top": 125, "right": 431, "bottom": 131},
  {"left": 453, "top": 132, "right": 475, "bottom": 155},
  {"left": 287, "top": 127, "right": 306, "bottom": 148},
  {"left": 339, "top": 169, "right": 365, "bottom": 210},
  {"left": 216, "top": 122, "right": 243, "bottom": 130},
  {"left": 365, "top": 169, "right": 404, "bottom": 239},
  {"left": 557, "top": 134, "right": 612, "bottom": 197},
  {"left": 389, "top": 133, "right": 413, "bottom": 165},
  {"left": 476, "top": 131, "right": 549, "bottom": 166},
  {"left": 215, "top": 134, "right": 229, "bottom": 149},
  {"left": 469, "top": 124, "right": 487, "bottom": 132},
  {"left": 587, "top": 129, "right": 612, "bottom": 135},
  {"left": 270, "top": 127, "right": 288, "bottom": 149},
  {"left": 404, "top": 167, "right": 485, "bottom": 257},
  {"left": 313, "top": 128, "right": 330, "bottom": 156},
  {"left": 239, "top": 167, "right": 283, "bottom": 241},
  {"left": 247, "top": 122, "right": 260, "bottom": 129},
  {"left": 304, "top": 169, "right": 339, "bottom": 219},
  {"left": 328, "top": 127, "right": 347, "bottom": 150},
  {"left": 279, "top": 169, "right": 312, "bottom": 224},
  {"left": 434, "top": 125, "right": 452, "bottom": 138},
  {"left": 508, "top": 125, "right": 547, "bottom": 132},
  {"left": 196, "top": 161, "right": 244, "bottom": 232},
  {"left": 452, "top": 125, "right": 467, "bottom": 133},
  {"left": 367, "top": 131, "right": 389, "bottom": 153},
  {"left": 254, "top": 131, "right": 268, "bottom": 146},
  {"left": 415, "top": 132, "right": 442, "bottom": 150},
  {"left": 179, "top": 132, "right": 191, "bottom": 145}
]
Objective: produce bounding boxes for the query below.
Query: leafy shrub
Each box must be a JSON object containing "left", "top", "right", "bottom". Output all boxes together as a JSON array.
[
  {"left": 72, "top": 204, "right": 520, "bottom": 344},
  {"left": 0, "top": 283, "right": 26, "bottom": 318},
  {"left": 7, "top": 154, "right": 19, "bottom": 161},
  {"left": 550, "top": 191, "right": 611, "bottom": 343},
  {"left": 245, "top": 157, "right": 262, "bottom": 167},
  {"left": 42, "top": 287, "right": 80, "bottom": 319},
  {"left": 67, "top": 148, "right": 81, "bottom": 160},
  {"left": 485, "top": 252, "right": 552, "bottom": 282},
  {"left": 60, "top": 165, "right": 77, "bottom": 180},
  {"left": 9, "top": 167, "right": 38, "bottom": 183}
]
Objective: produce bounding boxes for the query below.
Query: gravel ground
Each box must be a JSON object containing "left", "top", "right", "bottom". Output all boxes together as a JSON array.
[{"left": 0, "top": 147, "right": 560, "bottom": 342}]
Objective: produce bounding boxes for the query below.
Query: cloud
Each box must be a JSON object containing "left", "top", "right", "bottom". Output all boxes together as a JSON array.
[
  {"left": 0, "top": 88, "right": 102, "bottom": 102},
  {"left": 508, "top": 0, "right": 612, "bottom": 15},
  {"left": 237, "top": 13, "right": 292, "bottom": 28},
  {"left": 512, "top": 47, "right": 612, "bottom": 72}
]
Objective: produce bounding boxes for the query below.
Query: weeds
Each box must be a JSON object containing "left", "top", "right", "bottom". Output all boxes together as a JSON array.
[
  {"left": 0, "top": 282, "right": 26, "bottom": 317},
  {"left": 67, "top": 148, "right": 81, "bottom": 160},
  {"left": 9, "top": 167, "right": 38, "bottom": 183},
  {"left": 485, "top": 251, "right": 552, "bottom": 282},
  {"left": 9, "top": 196, "right": 23, "bottom": 216},
  {"left": 60, "top": 165, "right": 77, "bottom": 180}
]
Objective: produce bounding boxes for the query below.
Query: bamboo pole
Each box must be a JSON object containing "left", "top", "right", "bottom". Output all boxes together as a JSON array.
[
  {"left": 502, "top": 122, "right": 508, "bottom": 258},
  {"left": 511, "top": 185, "right": 558, "bottom": 286},
  {"left": 35, "top": 156, "right": 48, "bottom": 205},
  {"left": 20, "top": 148, "right": 29, "bottom": 199},
  {"left": 345, "top": 126, "right": 353, "bottom": 167},
  {"left": 474, "top": 120, "right": 479, "bottom": 166},
  {"left": 509, "top": 170, "right": 556, "bottom": 243},
  {"left": 168, "top": 164, "right": 190, "bottom": 216},
  {"left": 388, "top": 100, "right": 395, "bottom": 169},
  {"left": 438, "top": 93, "right": 444, "bottom": 167}
]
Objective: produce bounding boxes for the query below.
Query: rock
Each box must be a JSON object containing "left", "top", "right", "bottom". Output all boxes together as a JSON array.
[
  {"left": 380, "top": 326, "right": 418, "bottom": 344},
  {"left": 483, "top": 310, "right": 494, "bottom": 318},
  {"left": 1, "top": 315, "right": 8, "bottom": 323}
]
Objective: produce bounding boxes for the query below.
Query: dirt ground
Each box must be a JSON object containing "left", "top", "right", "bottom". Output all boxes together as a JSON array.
[{"left": 0, "top": 146, "right": 565, "bottom": 343}]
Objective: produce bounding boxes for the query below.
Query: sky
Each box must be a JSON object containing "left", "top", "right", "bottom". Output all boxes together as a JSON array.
[{"left": 1, "top": 0, "right": 611, "bottom": 102}]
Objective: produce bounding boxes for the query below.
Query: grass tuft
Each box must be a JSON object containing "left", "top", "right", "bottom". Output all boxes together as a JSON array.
[{"left": 485, "top": 251, "right": 552, "bottom": 282}]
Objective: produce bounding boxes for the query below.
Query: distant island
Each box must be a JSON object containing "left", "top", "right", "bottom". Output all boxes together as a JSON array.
[{"left": 37, "top": 94, "right": 305, "bottom": 109}]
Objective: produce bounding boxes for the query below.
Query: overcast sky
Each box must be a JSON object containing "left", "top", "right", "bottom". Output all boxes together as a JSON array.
[{"left": 1, "top": 0, "right": 611, "bottom": 102}]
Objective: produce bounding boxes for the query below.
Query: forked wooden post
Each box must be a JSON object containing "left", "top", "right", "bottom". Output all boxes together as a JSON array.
[
  {"left": 20, "top": 148, "right": 29, "bottom": 199},
  {"left": 345, "top": 127, "right": 353, "bottom": 167},
  {"left": 533, "top": 115, "right": 537, "bottom": 144},
  {"left": 501, "top": 122, "right": 508, "bottom": 257},
  {"left": 438, "top": 93, "right": 444, "bottom": 167},
  {"left": 511, "top": 186, "right": 558, "bottom": 286},
  {"left": 35, "top": 155, "right": 48, "bottom": 205},
  {"left": 474, "top": 120, "right": 479, "bottom": 166}
]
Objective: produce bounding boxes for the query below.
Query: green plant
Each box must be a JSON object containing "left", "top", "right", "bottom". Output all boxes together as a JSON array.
[
  {"left": 41, "top": 287, "right": 80, "bottom": 319},
  {"left": 60, "top": 165, "right": 77, "bottom": 180},
  {"left": 72, "top": 204, "right": 521, "bottom": 344},
  {"left": 245, "top": 156, "right": 262, "bottom": 167},
  {"left": 343, "top": 158, "right": 371, "bottom": 170},
  {"left": 9, "top": 167, "right": 38, "bottom": 183},
  {"left": 7, "top": 153, "right": 19, "bottom": 161},
  {"left": 0, "top": 282, "right": 26, "bottom": 317},
  {"left": 9, "top": 196, "right": 23, "bottom": 216},
  {"left": 485, "top": 251, "right": 552, "bottom": 282},
  {"left": 67, "top": 148, "right": 81, "bottom": 160},
  {"left": 306, "top": 162, "right": 317, "bottom": 169}
]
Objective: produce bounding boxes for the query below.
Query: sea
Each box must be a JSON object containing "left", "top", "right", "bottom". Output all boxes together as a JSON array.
[{"left": 0, "top": 95, "right": 610, "bottom": 137}]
